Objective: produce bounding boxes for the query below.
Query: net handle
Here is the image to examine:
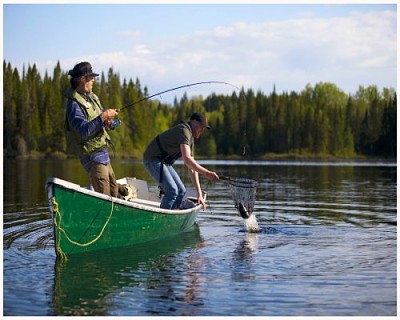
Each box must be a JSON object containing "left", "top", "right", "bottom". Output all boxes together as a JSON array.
[
  {"left": 219, "top": 175, "right": 257, "bottom": 183},
  {"left": 219, "top": 175, "right": 233, "bottom": 182}
]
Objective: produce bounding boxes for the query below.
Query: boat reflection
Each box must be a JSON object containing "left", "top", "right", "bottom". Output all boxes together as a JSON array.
[{"left": 52, "top": 224, "right": 203, "bottom": 316}]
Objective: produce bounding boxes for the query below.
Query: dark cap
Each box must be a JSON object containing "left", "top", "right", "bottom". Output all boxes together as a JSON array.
[
  {"left": 68, "top": 62, "right": 99, "bottom": 78},
  {"left": 190, "top": 112, "right": 211, "bottom": 130}
]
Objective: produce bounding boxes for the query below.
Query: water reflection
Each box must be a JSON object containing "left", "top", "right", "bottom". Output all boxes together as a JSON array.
[
  {"left": 3, "top": 159, "right": 151, "bottom": 205},
  {"left": 231, "top": 233, "right": 259, "bottom": 282},
  {"left": 53, "top": 225, "right": 203, "bottom": 316},
  {"left": 3, "top": 159, "right": 396, "bottom": 316}
]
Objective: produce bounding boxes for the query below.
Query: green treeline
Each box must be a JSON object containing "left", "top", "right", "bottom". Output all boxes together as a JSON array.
[{"left": 3, "top": 60, "right": 397, "bottom": 159}]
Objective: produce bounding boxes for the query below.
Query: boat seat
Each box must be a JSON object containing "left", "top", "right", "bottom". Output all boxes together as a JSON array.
[{"left": 122, "top": 177, "right": 160, "bottom": 201}]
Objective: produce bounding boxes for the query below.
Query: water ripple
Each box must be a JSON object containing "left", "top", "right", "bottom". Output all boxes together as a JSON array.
[
  {"left": 3, "top": 162, "right": 397, "bottom": 316},
  {"left": 3, "top": 205, "right": 54, "bottom": 252}
]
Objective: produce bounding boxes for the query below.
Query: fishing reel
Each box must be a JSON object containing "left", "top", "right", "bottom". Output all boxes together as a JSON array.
[{"left": 110, "top": 118, "right": 121, "bottom": 129}]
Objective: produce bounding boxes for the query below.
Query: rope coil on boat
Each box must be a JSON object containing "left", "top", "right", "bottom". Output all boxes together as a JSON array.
[{"left": 52, "top": 197, "right": 114, "bottom": 259}]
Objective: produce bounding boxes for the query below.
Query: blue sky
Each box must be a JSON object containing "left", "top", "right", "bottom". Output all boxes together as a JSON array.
[{"left": 3, "top": 2, "right": 397, "bottom": 101}]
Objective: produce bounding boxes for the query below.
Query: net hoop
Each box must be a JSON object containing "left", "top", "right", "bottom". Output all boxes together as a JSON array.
[
  {"left": 225, "top": 177, "right": 257, "bottom": 188},
  {"left": 224, "top": 177, "right": 258, "bottom": 213}
]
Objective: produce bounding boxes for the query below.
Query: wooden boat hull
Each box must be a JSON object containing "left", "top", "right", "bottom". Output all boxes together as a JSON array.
[{"left": 46, "top": 177, "right": 201, "bottom": 257}]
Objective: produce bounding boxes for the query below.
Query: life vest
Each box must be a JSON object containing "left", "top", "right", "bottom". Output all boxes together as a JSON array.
[{"left": 64, "top": 89, "right": 111, "bottom": 157}]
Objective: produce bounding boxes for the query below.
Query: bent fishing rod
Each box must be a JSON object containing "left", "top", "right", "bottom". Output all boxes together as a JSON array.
[
  {"left": 119, "top": 81, "right": 241, "bottom": 112},
  {"left": 111, "top": 80, "right": 248, "bottom": 155}
]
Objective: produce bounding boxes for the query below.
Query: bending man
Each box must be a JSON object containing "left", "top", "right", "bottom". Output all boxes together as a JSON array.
[{"left": 143, "top": 112, "right": 219, "bottom": 210}]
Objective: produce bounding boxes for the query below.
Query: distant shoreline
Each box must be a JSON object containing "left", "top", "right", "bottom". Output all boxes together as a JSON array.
[{"left": 5, "top": 151, "right": 396, "bottom": 164}]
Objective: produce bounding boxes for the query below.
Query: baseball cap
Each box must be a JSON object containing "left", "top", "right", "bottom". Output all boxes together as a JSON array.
[
  {"left": 190, "top": 112, "right": 211, "bottom": 130},
  {"left": 68, "top": 62, "right": 99, "bottom": 78}
]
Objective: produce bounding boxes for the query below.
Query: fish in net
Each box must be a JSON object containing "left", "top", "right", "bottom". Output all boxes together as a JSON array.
[{"left": 221, "top": 176, "right": 258, "bottom": 219}]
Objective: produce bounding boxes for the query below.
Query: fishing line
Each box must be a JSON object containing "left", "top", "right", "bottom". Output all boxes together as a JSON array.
[
  {"left": 119, "top": 81, "right": 240, "bottom": 112},
  {"left": 115, "top": 80, "right": 249, "bottom": 156}
]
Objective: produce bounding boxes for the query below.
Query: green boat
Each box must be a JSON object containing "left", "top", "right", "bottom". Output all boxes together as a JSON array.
[{"left": 46, "top": 177, "right": 202, "bottom": 258}]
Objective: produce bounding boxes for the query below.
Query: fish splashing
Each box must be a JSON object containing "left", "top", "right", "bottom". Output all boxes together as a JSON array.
[
  {"left": 244, "top": 214, "right": 260, "bottom": 233},
  {"left": 238, "top": 202, "right": 260, "bottom": 233},
  {"left": 237, "top": 202, "right": 260, "bottom": 233}
]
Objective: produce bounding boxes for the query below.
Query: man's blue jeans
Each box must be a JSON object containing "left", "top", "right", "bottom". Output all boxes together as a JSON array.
[{"left": 143, "top": 160, "right": 186, "bottom": 209}]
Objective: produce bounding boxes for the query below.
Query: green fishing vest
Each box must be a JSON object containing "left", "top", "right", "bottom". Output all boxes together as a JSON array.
[{"left": 64, "top": 89, "right": 111, "bottom": 157}]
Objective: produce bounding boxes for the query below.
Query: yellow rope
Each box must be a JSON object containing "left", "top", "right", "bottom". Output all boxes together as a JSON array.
[{"left": 52, "top": 196, "right": 114, "bottom": 259}]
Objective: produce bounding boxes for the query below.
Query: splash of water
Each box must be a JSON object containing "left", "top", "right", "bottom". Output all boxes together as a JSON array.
[{"left": 244, "top": 214, "right": 260, "bottom": 233}]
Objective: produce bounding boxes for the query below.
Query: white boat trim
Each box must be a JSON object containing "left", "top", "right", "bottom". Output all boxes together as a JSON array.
[{"left": 46, "top": 177, "right": 203, "bottom": 216}]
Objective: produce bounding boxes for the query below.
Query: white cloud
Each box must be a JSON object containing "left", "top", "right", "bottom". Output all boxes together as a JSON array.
[
  {"left": 118, "top": 29, "right": 142, "bottom": 42},
  {"left": 156, "top": 10, "right": 393, "bottom": 94},
  {"left": 44, "top": 9, "right": 396, "bottom": 99}
]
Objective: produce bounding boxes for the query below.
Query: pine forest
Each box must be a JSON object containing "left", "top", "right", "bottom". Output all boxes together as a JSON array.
[{"left": 3, "top": 60, "right": 397, "bottom": 160}]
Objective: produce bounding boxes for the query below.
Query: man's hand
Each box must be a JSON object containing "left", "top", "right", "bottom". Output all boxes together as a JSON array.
[
  {"left": 205, "top": 170, "right": 219, "bottom": 181},
  {"left": 101, "top": 109, "right": 119, "bottom": 127},
  {"left": 198, "top": 194, "right": 207, "bottom": 210}
]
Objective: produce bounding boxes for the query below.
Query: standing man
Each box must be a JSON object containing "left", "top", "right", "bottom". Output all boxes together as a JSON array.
[
  {"left": 143, "top": 112, "right": 219, "bottom": 210},
  {"left": 65, "top": 61, "right": 119, "bottom": 197}
]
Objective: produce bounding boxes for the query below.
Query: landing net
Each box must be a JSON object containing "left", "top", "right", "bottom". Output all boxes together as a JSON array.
[{"left": 224, "top": 177, "right": 258, "bottom": 214}]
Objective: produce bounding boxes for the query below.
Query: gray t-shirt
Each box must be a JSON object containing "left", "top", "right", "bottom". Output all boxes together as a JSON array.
[{"left": 143, "top": 122, "right": 194, "bottom": 161}]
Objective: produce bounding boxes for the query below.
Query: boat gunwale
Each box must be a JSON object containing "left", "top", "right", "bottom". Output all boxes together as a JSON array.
[{"left": 45, "top": 177, "right": 202, "bottom": 216}]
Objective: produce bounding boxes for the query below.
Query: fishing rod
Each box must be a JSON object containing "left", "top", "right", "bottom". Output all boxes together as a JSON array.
[
  {"left": 110, "top": 80, "right": 248, "bottom": 156},
  {"left": 119, "top": 80, "right": 241, "bottom": 112},
  {"left": 111, "top": 81, "right": 240, "bottom": 129}
]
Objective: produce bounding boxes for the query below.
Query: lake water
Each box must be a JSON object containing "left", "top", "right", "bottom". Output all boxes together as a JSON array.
[{"left": 3, "top": 159, "right": 397, "bottom": 316}]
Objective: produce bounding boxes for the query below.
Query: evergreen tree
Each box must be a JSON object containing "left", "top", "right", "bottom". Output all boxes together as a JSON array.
[{"left": 2, "top": 60, "right": 396, "bottom": 159}]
